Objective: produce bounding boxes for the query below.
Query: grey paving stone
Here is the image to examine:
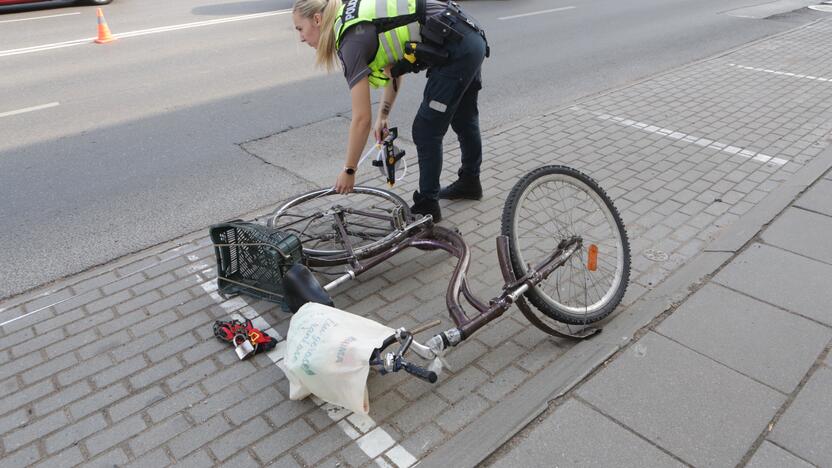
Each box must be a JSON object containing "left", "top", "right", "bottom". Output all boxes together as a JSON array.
[
  {"left": 747, "top": 441, "right": 814, "bottom": 468},
  {"left": 794, "top": 178, "right": 832, "bottom": 217},
  {"left": 492, "top": 398, "right": 685, "bottom": 468},
  {"left": 123, "top": 448, "right": 172, "bottom": 468},
  {"left": 92, "top": 355, "right": 147, "bottom": 388},
  {"left": 477, "top": 341, "right": 526, "bottom": 375},
  {"left": 57, "top": 353, "right": 112, "bottom": 386},
  {"left": 108, "top": 386, "right": 166, "bottom": 422},
  {"left": 190, "top": 384, "right": 249, "bottom": 423},
  {"left": 251, "top": 418, "right": 314, "bottom": 463},
  {"left": 41, "top": 329, "right": 99, "bottom": 359},
  {"left": 86, "top": 448, "right": 130, "bottom": 468},
  {"left": 45, "top": 413, "right": 107, "bottom": 454},
  {"left": 265, "top": 398, "right": 317, "bottom": 427},
  {"left": 166, "top": 358, "right": 218, "bottom": 392},
  {"left": 0, "top": 352, "right": 43, "bottom": 382},
  {"left": 577, "top": 332, "right": 784, "bottom": 467},
  {"left": 267, "top": 454, "right": 303, "bottom": 468},
  {"left": 168, "top": 414, "right": 231, "bottom": 459},
  {"left": 109, "top": 331, "right": 164, "bottom": 362},
  {"left": 239, "top": 363, "right": 286, "bottom": 395},
  {"left": 220, "top": 451, "right": 260, "bottom": 468},
  {"left": 763, "top": 207, "right": 832, "bottom": 265},
  {"left": 146, "top": 332, "right": 198, "bottom": 363},
  {"left": 4, "top": 410, "right": 68, "bottom": 451},
  {"left": 33, "top": 380, "right": 92, "bottom": 416},
  {"left": 69, "top": 383, "right": 129, "bottom": 420},
  {"left": 86, "top": 290, "right": 131, "bottom": 314},
  {"left": 85, "top": 414, "right": 147, "bottom": 455},
  {"left": 715, "top": 243, "right": 832, "bottom": 326},
  {"left": 435, "top": 394, "right": 490, "bottom": 433},
  {"left": 657, "top": 283, "right": 831, "bottom": 393},
  {"left": 0, "top": 444, "right": 39, "bottom": 468},
  {"left": 129, "top": 356, "right": 182, "bottom": 389},
  {"left": 181, "top": 339, "right": 226, "bottom": 365},
  {"left": 770, "top": 367, "right": 832, "bottom": 467},
  {"left": 201, "top": 361, "right": 257, "bottom": 394},
  {"left": 130, "top": 414, "right": 192, "bottom": 456},
  {"left": 146, "top": 386, "right": 206, "bottom": 424},
  {"left": 225, "top": 387, "right": 284, "bottom": 426},
  {"left": 294, "top": 424, "right": 353, "bottom": 466},
  {"left": 436, "top": 366, "right": 489, "bottom": 404},
  {"left": 390, "top": 392, "right": 448, "bottom": 434},
  {"left": 32, "top": 445, "right": 85, "bottom": 468},
  {"left": 102, "top": 272, "right": 147, "bottom": 295},
  {"left": 13, "top": 328, "right": 64, "bottom": 359},
  {"left": 22, "top": 352, "right": 77, "bottom": 385},
  {"left": 64, "top": 310, "right": 115, "bottom": 338},
  {"left": 210, "top": 417, "right": 271, "bottom": 461},
  {"left": 0, "top": 408, "right": 28, "bottom": 434},
  {"left": 478, "top": 365, "right": 529, "bottom": 402}
]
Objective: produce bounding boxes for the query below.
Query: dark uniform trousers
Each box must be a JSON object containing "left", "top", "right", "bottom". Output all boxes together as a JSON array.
[{"left": 411, "top": 25, "right": 487, "bottom": 200}]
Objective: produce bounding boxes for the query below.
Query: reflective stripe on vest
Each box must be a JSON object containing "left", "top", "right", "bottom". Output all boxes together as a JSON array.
[{"left": 335, "top": 0, "right": 422, "bottom": 88}]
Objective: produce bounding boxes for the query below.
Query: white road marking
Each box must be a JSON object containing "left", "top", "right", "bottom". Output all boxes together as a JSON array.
[
  {"left": 199, "top": 275, "right": 418, "bottom": 467},
  {"left": 0, "top": 102, "right": 60, "bottom": 119},
  {"left": 0, "top": 241, "right": 205, "bottom": 329},
  {"left": 498, "top": 6, "right": 575, "bottom": 21},
  {"left": 729, "top": 63, "right": 831, "bottom": 83},
  {"left": 0, "top": 9, "right": 291, "bottom": 58},
  {"left": 0, "top": 12, "right": 80, "bottom": 23},
  {"left": 572, "top": 107, "right": 789, "bottom": 167}
]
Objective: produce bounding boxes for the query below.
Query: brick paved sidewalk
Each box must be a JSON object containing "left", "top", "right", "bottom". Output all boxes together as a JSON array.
[{"left": 2, "top": 15, "right": 832, "bottom": 468}]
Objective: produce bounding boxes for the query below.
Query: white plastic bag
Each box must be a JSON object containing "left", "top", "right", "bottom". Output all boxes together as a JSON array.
[{"left": 284, "top": 303, "right": 394, "bottom": 414}]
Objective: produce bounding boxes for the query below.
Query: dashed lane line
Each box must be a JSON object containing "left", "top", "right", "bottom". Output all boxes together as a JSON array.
[
  {"left": 729, "top": 63, "right": 831, "bottom": 83},
  {"left": 0, "top": 102, "right": 59, "bottom": 119},
  {"left": 571, "top": 107, "right": 789, "bottom": 167},
  {"left": 0, "top": 10, "right": 291, "bottom": 58},
  {"left": 498, "top": 6, "right": 576, "bottom": 21},
  {"left": 0, "top": 12, "right": 81, "bottom": 24}
]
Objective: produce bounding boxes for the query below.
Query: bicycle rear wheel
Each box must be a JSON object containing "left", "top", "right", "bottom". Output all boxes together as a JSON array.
[
  {"left": 267, "top": 187, "right": 412, "bottom": 264},
  {"left": 501, "top": 165, "right": 630, "bottom": 325}
]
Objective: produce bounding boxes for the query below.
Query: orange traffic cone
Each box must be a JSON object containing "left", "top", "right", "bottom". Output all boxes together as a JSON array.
[{"left": 94, "top": 8, "right": 116, "bottom": 44}]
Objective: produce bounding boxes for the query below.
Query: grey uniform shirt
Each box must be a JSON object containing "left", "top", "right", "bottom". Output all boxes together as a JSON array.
[{"left": 338, "top": 0, "right": 447, "bottom": 89}]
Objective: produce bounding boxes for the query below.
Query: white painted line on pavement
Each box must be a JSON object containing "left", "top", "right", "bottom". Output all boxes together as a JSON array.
[
  {"left": 199, "top": 277, "right": 418, "bottom": 467},
  {"left": 0, "top": 12, "right": 81, "bottom": 23},
  {"left": 0, "top": 102, "right": 60, "bottom": 119},
  {"left": 574, "top": 107, "right": 789, "bottom": 167},
  {"left": 498, "top": 6, "right": 575, "bottom": 21},
  {"left": 0, "top": 9, "right": 291, "bottom": 58},
  {"left": 728, "top": 63, "right": 831, "bottom": 83},
  {"left": 0, "top": 240, "right": 205, "bottom": 328}
]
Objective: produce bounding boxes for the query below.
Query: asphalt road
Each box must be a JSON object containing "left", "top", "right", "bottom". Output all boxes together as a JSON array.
[{"left": 0, "top": 0, "right": 822, "bottom": 299}]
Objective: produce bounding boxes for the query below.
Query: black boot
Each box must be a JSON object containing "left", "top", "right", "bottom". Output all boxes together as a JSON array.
[
  {"left": 438, "top": 170, "right": 482, "bottom": 200},
  {"left": 410, "top": 191, "right": 442, "bottom": 223}
]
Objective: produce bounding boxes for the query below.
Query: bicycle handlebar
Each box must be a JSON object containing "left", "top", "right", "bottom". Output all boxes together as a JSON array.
[{"left": 400, "top": 359, "right": 438, "bottom": 383}]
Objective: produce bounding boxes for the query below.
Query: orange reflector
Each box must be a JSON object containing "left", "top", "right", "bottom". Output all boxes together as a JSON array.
[{"left": 587, "top": 244, "right": 598, "bottom": 271}]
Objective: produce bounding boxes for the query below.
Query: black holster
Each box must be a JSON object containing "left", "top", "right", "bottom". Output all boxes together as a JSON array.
[{"left": 390, "top": 42, "right": 449, "bottom": 77}]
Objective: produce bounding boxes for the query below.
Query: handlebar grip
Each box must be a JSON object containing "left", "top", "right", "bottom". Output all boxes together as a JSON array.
[{"left": 401, "top": 360, "right": 438, "bottom": 383}]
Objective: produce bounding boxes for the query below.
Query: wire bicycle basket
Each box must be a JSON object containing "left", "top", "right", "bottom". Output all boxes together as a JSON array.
[{"left": 210, "top": 221, "right": 303, "bottom": 305}]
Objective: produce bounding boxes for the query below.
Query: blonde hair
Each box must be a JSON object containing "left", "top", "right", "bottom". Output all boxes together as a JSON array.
[{"left": 294, "top": 0, "right": 341, "bottom": 71}]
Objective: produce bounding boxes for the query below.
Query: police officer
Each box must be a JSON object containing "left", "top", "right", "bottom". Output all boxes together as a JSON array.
[{"left": 292, "top": 0, "right": 487, "bottom": 222}]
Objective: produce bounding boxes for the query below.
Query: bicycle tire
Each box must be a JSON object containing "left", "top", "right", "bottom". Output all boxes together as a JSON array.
[
  {"left": 267, "top": 186, "right": 412, "bottom": 264},
  {"left": 501, "top": 165, "right": 630, "bottom": 325}
]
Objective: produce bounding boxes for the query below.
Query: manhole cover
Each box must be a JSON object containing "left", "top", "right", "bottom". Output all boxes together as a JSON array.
[
  {"left": 644, "top": 249, "right": 669, "bottom": 262},
  {"left": 809, "top": 4, "right": 832, "bottom": 11}
]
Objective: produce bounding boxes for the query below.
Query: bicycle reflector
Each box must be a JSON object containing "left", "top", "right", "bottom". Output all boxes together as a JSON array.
[{"left": 587, "top": 244, "right": 598, "bottom": 271}]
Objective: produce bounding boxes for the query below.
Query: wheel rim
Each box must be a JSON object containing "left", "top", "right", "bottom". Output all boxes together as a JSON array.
[
  {"left": 268, "top": 187, "right": 409, "bottom": 258},
  {"left": 511, "top": 173, "right": 625, "bottom": 317}
]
